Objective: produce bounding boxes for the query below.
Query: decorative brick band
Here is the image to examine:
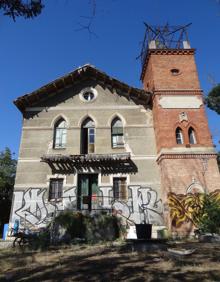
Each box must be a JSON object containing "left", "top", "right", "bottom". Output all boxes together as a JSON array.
[
  {"left": 148, "top": 49, "right": 195, "bottom": 56},
  {"left": 153, "top": 89, "right": 203, "bottom": 96},
  {"left": 157, "top": 153, "right": 217, "bottom": 164}
]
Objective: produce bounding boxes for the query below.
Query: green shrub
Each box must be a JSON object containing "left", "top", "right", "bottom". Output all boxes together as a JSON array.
[
  {"left": 54, "top": 211, "right": 124, "bottom": 243},
  {"left": 54, "top": 211, "right": 85, "bottom": 239},
  {"left": 196, "top": 195, "right": 220, "bottom": 235}
]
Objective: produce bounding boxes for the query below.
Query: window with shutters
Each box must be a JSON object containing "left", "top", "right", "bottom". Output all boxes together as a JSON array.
[
  {"left": 113, "top": 177, "right": 127, "bottom": 200},
  {"left": 49, "top": 179, "right": 63, "bottom": 200},
  {"left": 111, "top": 117, "right": 124, "bottom": 148}
]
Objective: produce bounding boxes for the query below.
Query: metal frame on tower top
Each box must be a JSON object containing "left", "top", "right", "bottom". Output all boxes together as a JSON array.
[{"left": 139, "top": 23, "right": 192, "bottom": 68}]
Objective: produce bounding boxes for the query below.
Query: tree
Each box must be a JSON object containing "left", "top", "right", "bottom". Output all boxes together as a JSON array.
[
  {"left": 196, "top": 194, "right": 220, "bottom": 235},
  {"left": 206, "top": 84, "right": 220, "bottom": 168},
  {"left": 0, "top": 0, "right": 44, "bottom": 21},
  {"left": 206, "top": 84, "right": 220, "bottom": 115},
  {"left": 217, "top": 151, "right": 220, "bottom": 170},
  {"left": 0, "top": 147, "right": 17, "bottom": 236}
]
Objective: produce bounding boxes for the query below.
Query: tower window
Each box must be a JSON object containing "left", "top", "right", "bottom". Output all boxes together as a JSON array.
[
  {"left": 81, "top": 117, "right": 95, "bottom": 154},
  {"left": 189, "top": 127, "right": 197, "bottom": 144},
  {"left": 111, "top": 117, "right": 124, "bottom": 148},
  {"left": 170, "top": 68, "right": 180, "bottom": 75},
  {"left": 176, "top": 127, "right": 184, "bottom": 144},
  {"left": 53, "top": 118, "right": 67, "bottom": 149}
]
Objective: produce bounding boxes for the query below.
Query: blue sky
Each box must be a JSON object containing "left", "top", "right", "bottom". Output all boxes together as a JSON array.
[{"left": 0, "top": 0, "right": 220, "bottom": 157}]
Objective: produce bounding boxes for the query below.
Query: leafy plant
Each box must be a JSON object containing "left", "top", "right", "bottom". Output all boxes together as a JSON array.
[
  {"left": 217, "top": 152, "right": 220, "bottom": 170},
  {"left": 196, "top": 194, "right": 220, "bottom": 235},
  {"left": 53, "top": 211, "right": 124, "bottom": 244},
  {"left": 0, "top": 0, "right": 44, "bottom": 21},
  {"left": 205, "top": 84, "right": 220, "bottom": 115},
  {"left": 0, "top": 148, "right": 17, "bottom": 236}
]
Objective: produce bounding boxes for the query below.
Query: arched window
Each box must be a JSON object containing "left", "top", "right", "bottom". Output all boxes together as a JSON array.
[
  {"left": 111, "top": 117, "right": 124, "bottom": 148},
  {"left": 188, "top": 127, "right": 197, "bottom": 144},
  {"left": 81, "top": 117, "right": 95, "bottom": 154},
  {"left": 176, "top": 127, "right": 184, "bottom": 144},
  {"left": 53, "top": 118, "right": 67, "bottom": 148}
]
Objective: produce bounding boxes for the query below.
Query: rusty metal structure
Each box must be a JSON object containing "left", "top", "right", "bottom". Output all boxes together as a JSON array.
[{"left": 139, "top": 23, "right": 192, "bottom": 69}]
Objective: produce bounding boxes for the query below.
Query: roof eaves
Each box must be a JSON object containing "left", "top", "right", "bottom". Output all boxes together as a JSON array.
[{"left": 14, "top": 65, "right": 152, "bottom": 113}]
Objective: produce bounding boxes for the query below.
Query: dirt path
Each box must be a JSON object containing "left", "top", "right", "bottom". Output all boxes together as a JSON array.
[{"left": 0, "top": 241, "right": 220, "bottom": 281}]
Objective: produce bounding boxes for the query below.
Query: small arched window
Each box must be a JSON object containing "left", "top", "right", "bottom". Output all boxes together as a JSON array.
[
  {"left": 53, "top": 118, "right": 67, "bottom": 149},
  {"left": 176, "top": 127, "right": 184, "bottom": 144},
  {"left": 111, "top": 117, "right": 124, "bottom": 148},
  {"left": 188, "top": 127, "right": 197, "bottom": 144},
  {"left": 81, "top": 117, "right": 95, "bottom": 154}
]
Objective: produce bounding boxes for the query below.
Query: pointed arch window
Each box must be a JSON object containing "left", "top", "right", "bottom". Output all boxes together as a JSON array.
[
  {"left": 176, "top": 127, "right": 184, "bottom": 144},
  {"left": 54, "top": 118, "right": 67, "bottom": 149},
  {"left": 81, "top": 117, "right": 95, "bottom": 154},
  {"left": 111, "top": 117, "right": 124, "bottom": 148},
  {"left": 188, "top": 127, "right": 197, "bottom": 144}
]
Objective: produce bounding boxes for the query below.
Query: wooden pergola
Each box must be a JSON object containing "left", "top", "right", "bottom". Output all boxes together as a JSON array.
[{"left": 41, "top": 152, "right": 137, "bottom": 175}]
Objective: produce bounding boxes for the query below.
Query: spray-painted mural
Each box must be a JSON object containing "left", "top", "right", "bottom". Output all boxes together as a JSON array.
[
  {"left": 10, "top": 185, "right": 164, "bottom": 228},
  {"left": 168, "top": 189, "right": 220, "bottom": 227},
  {"left": 11, "top": 187, "right": 77, "bottom": 228}
]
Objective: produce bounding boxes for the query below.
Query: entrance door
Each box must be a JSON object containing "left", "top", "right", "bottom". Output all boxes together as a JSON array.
[{"left": 77, "top": 174, "right": 98, "bottom": 211}]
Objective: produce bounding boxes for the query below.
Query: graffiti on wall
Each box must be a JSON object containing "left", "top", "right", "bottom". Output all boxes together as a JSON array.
[
  {"left": 168, "top": 189, "right": 220, "bottom": 227},
  {"left": 100, "top": 186, "right": 163, "bottom": 225},
  {"left": 11, "top": 185, "right": 164, "bottom": 228},
  {"left": 11, "top": 187, "right": 76, "bottom": 227}
]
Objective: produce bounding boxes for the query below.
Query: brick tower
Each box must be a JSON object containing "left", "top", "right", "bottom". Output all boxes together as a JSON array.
[{"left": 140, "top": 24, "right": 220, "bottom": 235}]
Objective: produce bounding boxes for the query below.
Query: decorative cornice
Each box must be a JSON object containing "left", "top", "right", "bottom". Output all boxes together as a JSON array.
[
  {"left": 157, "top": 153, "right": 217, "bottom": 164},
  {"left": 140, "top": 48, "right": 196, "bottom": 81}
]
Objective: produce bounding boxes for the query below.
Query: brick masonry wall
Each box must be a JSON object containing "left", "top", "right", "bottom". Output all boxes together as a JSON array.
[
  {"left": 160, "top": 157, "right": 220, "bottom": 235},
  {"left": 142, "top": 50, "right": 220, "bottom": 235},
  {"left": 160, "top": 157, "right": 220, "bottom": 196},
  {"left": 143, "top": 51, "right": 201, "bottom": 91},
  {"left": 152, "top": 97, "right": 213, "bottom": 152}
]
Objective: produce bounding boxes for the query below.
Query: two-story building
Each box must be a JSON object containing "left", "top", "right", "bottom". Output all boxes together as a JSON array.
[{"left": 9, "top": 25, "right": 220, "bottom": 236}]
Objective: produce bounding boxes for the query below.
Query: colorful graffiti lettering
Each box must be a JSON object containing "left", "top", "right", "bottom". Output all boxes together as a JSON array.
[{"left": 168, "top": 189, "right": 220, "bottom": 227}]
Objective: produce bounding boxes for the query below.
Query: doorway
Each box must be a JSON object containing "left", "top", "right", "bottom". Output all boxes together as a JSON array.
[
  {"left": 81, "top": 117, "right": 95, "bottom": 154},
  {"left": 77, "top": 174, "right": 98, "bottom": 211}
]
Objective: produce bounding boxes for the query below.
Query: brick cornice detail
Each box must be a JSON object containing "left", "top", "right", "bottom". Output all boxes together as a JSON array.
[
  {"left": 153, "top": 89, "right": 203, "bottom": 96},
  {"left": 157, "top": 153, "right": 217, "bottom": 164},
  {"left": 141, "top": 48, "right": 196, "bottom": 81}
]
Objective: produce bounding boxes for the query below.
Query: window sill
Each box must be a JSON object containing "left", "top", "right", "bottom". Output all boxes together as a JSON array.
[
  {"left": 112, "top": 145, "right": 125, "bottom": 149},
  {"left": 188, "top": 144, "right": 198, "bottom": 146},
  {"left": 53, "top": 147, "right": 66, "bottom": 150}
]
